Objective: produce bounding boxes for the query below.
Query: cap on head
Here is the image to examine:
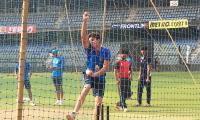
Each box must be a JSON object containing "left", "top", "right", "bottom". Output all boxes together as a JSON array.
[
  {"left": 51, "top": 49, "right": 59, "bottom": 55},
  {"left": 88, "top": 32, "right": 100, "bottom": 40}
]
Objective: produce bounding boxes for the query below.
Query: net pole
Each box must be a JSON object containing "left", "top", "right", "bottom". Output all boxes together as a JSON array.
[{"left": 17, "top": 0, "right": 29, "bottom": 120}]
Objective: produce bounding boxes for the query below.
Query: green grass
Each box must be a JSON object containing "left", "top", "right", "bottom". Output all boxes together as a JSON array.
[{"left": 0, "top": 72, "right": 200, "bottom": 120}]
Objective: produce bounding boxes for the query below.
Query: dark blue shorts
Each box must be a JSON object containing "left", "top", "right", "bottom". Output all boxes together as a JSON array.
[
  {"left": 84, "top": 75, "right": 105, "bottom": 97},
  {"left": 52, "top": 78, "right": 63, "bottom": 93},
  {"left": 24, "top": 80, "right": 31, "bottom": 89},
  {"left": 53, "top": 78, "right": 62, "bottom": 86}
]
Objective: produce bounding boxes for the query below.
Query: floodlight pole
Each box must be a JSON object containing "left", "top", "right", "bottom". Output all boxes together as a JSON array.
[{"left": 17, "top": 0, "right": 29, "bottom": 120}]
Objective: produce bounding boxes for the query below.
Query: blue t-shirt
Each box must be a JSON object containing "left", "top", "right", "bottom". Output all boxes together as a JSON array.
[
  {"left": 52, "top": 56, "right": 64, "bottom": 79},
  {"left": 16, "top": 62, "right": 31, "bottom": 81},
  {"left": 84, "top": 47, "right": 111, "bottom": 80}
]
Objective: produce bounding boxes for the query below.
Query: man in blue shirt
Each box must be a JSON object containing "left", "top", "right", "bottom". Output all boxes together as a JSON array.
[
  {"left": 49, "top": 49, "right": 64, "bottom": 105},
  {"left": 137, "top": 46, "right": 152, "bottom": 107},
  {"left": 15, "top": 61, "right": 35, "bottom": 106},
  {"left": 66, "top": 11, "right": 111, "bottom": 120}
]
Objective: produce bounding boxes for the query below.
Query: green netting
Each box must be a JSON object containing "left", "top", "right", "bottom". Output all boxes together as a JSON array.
[{"left": 0, "top": 0, "right": 200, "bottom": 120}]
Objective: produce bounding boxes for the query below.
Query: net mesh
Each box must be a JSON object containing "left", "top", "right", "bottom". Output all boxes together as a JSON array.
[{"left": 0, "top": 0, "right": 200, "bottom": 120}]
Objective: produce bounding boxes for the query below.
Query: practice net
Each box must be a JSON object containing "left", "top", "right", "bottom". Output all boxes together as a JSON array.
[{"left": 0, "top": 0, "right": 200, "bottom": 120}]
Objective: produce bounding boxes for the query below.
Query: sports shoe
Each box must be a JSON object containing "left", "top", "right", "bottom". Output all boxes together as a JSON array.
[
  {"left": 123, "top": 108, "right": 128, "bottom": 112},
  {"left": 58, "top": 100, "right": 64, "bottom": 105},
  {"left": 23, "top": 97, "right": 30, "bottom": 102},
  {"left": 55, "top": 100, "right": 60, "bottom": 105},
  {"left": 66, "top": 112, "right": 77, "bottom": 120},
  {"left": 29, "top": 101, "right": 35, "bottom": 106},
  {"left": 146, "top": 103, "right": 151, "bottom": 107}
]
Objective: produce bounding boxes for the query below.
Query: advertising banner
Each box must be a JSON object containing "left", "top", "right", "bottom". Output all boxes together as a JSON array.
[
  {"left": 149, "top": 19, "right": 188, "bottom": 29},
  {"left": 0, "top": 25, "right": 37, "bottom": 34}
]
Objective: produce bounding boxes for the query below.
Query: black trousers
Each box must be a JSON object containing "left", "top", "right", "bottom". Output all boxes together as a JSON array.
[
  {"left": 137, "top": 77, "right": 151, "bottom": 105},
  {"left": 119, "top": 78, "right": 132, "bottom": 108}
]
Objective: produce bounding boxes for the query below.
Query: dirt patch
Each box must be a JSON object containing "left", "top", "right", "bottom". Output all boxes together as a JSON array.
[
  {"left": 0, "top": 105, "right": 94, "bottom": 120},
  {"left": 0, "top": 106, "right": 198, "bottom": 120}
]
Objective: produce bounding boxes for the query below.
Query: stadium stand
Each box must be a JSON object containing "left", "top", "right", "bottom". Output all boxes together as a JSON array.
[
  {"left": 1, "top": 5, "right": 199, "bottom": 30},
  {"left": 154, "top": 39, "right": 198, "bottom": 65},
  {"left": 0, "top": 4, "right": 200, "bottom": 70},
  {"left": 0, "top": 44, "right": 87, "bottom": 72},
  {"left": 0, "top": 41, "right": 121, "bottom": 72},
  {"left": 28, "top": 13, "right": 59, "bottom": 29},
  {"left": 0, "top": 13, "right": 59, "bottom": 29},
  {"left": 129, "top": 6, "right": 200, "bottom": 22},
  {"left": 59, "top": 9, "right": 129, "bottom": 30}
]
